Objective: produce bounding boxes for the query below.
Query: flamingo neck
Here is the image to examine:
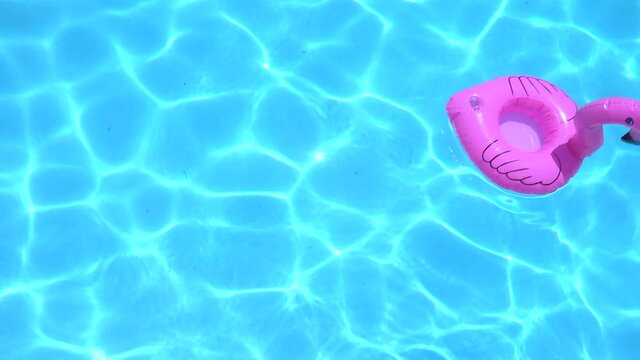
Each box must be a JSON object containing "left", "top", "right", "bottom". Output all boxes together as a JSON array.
[{"left": 568, "top": 97, "right": 639, "bottom": 159}]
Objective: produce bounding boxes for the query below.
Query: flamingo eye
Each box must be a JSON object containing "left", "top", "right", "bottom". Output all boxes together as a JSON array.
[{"left": 626, "top": 117, "right": 634, "bottom": 125}]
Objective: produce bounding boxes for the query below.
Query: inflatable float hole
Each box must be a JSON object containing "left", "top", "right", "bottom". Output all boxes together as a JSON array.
[{"left": 498, "top": 98, "right": 554, "bottom": 153}]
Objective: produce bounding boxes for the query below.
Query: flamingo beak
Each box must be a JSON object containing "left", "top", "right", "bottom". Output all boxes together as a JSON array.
[{"left": 621, "top": 130, "right": 640, "bottom": 145}]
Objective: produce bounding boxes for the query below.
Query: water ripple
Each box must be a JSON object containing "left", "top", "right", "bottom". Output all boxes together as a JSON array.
[{"left": 1, "top": 0, "right": 640, "bottom": 359}]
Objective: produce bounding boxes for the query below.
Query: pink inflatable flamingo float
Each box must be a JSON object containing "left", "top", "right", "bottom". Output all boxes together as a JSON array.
[{"left": 446, "top": 75, "right": 640, "bottom": 195}]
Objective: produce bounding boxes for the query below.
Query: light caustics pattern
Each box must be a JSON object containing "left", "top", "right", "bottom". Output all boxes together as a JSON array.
[{"left": 1, "top": 0, "right": 640, "bottom": 359}]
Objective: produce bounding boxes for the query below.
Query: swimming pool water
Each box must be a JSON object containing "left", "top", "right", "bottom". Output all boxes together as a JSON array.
[{"left": 1, "top": 0, "right": 640, "bottom": 359}]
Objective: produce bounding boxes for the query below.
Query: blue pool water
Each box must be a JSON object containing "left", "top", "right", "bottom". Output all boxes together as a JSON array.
[{"left": 1, "top": 0, "right": 640, "bottom": 359}]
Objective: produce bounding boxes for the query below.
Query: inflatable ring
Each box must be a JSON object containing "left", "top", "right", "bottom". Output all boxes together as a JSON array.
[{"left": 445, "top": 75, "right": 640, "bottom": 195}]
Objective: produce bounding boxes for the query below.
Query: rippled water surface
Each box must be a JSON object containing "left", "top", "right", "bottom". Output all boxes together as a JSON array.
[{"left": 1, "top": 0, "right": 640, "bottom": 359}]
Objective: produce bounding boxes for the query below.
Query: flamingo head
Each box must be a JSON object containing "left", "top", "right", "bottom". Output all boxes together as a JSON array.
[{"left": 622, "top": 117, "right": 640, "bottom": 145}]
